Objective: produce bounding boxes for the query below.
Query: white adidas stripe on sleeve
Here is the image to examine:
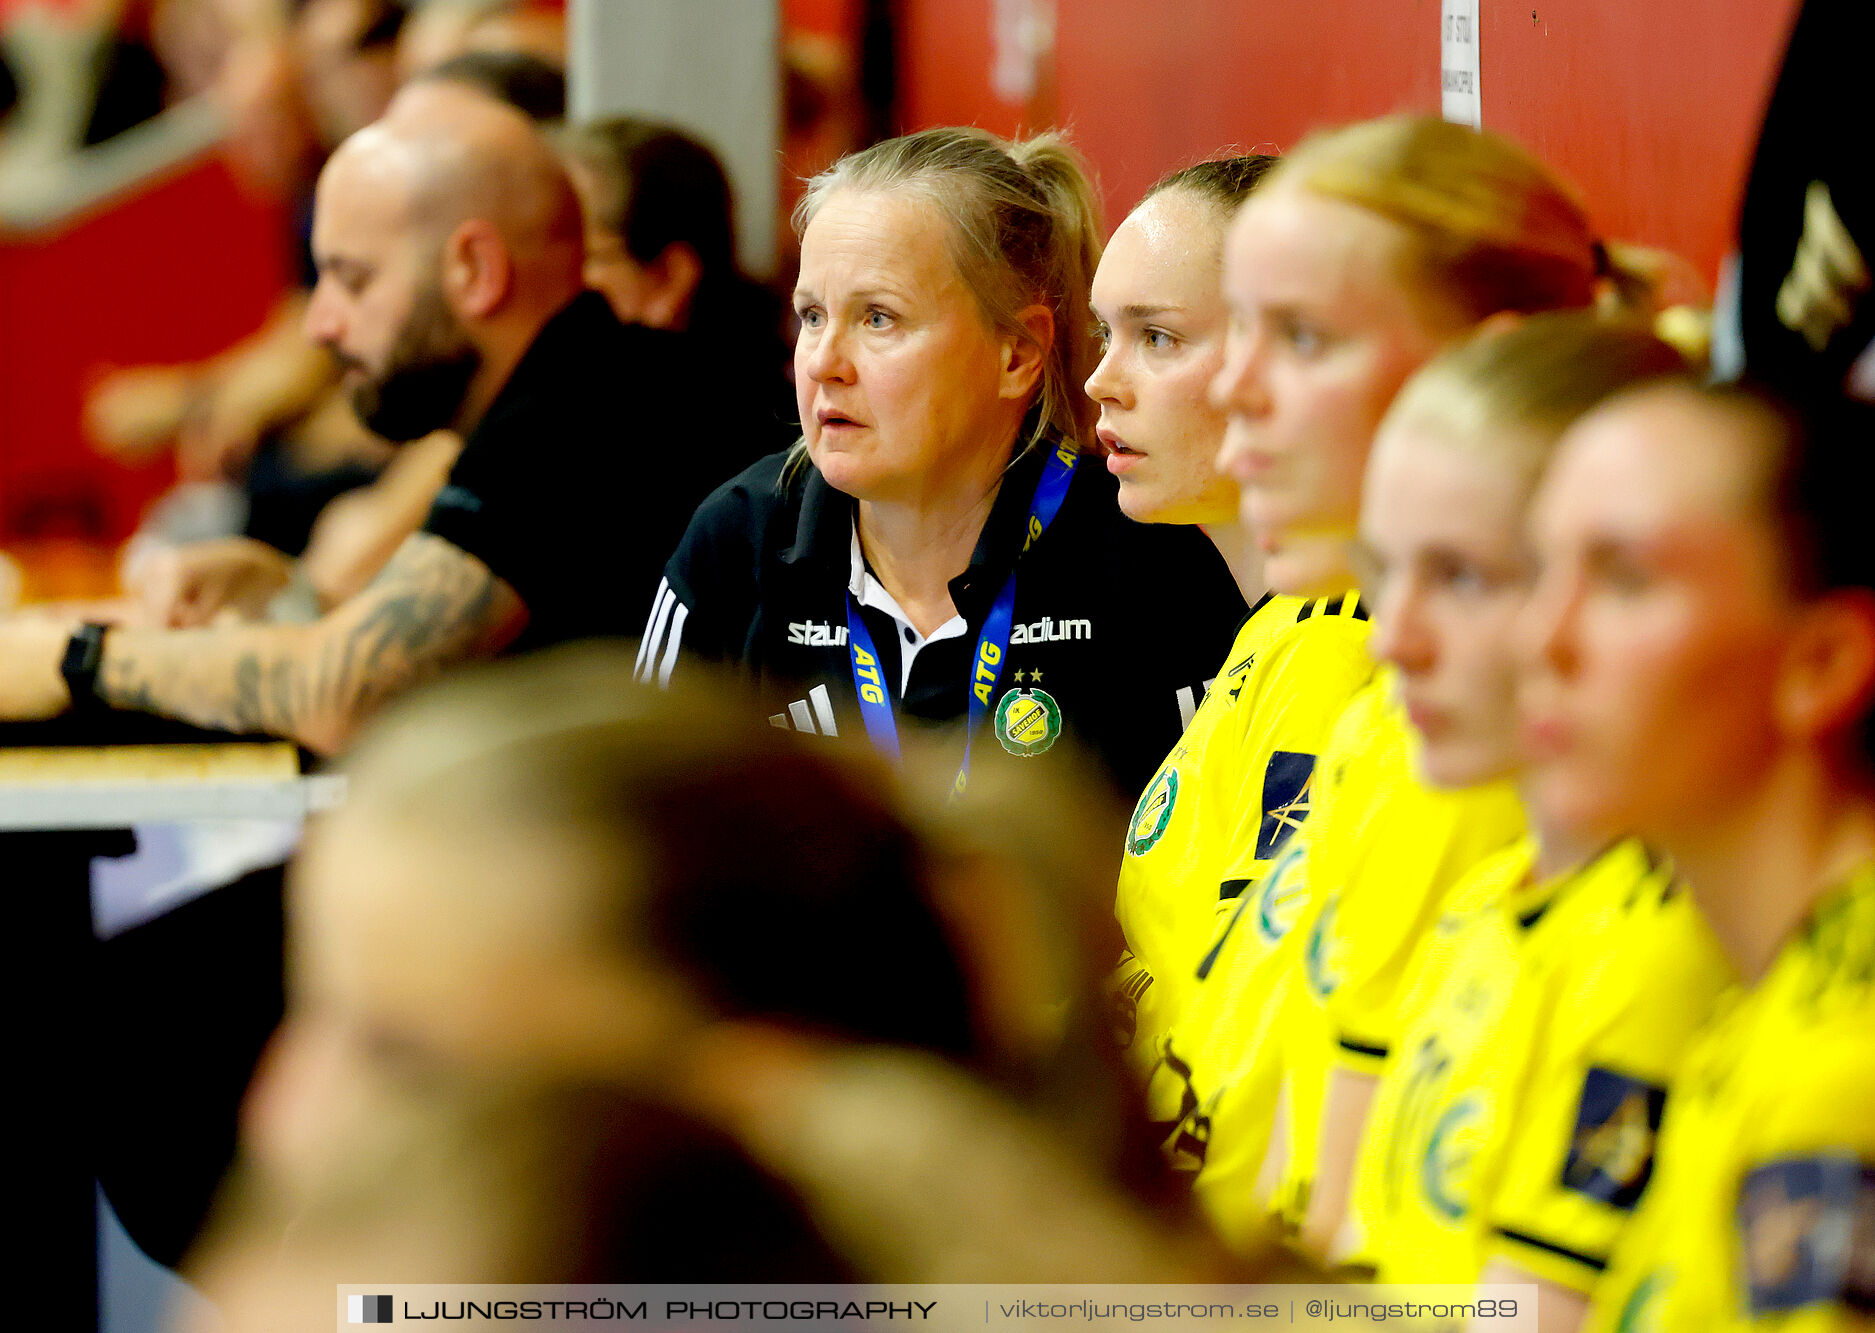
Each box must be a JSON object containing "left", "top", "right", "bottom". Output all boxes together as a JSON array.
[
  {"left": 655, "top": 603, "right": 688, "bottom": 686},
  {"left": 635, "top": 580, "right": 673, "bottom": 680}
]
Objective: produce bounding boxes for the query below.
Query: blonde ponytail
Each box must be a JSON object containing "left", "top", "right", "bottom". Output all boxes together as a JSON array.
[{"left": 1273, "top": 115, "right": 1605, "bottom": 320}]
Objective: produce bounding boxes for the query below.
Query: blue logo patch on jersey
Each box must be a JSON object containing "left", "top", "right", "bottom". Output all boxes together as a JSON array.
[
  {"left": 1737, "top": 1156, "right": 1875, "bottom": 1316},
  {"left": 1255, "top": 751, "right": 1316, "bottom": 859},
  {"left": 1561, "top": 1067, "right": 1666, "bottom": 1210}
]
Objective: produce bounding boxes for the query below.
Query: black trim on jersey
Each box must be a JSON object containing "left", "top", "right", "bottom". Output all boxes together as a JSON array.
[
  {"left": 1114, "top": 966, "right": 1153, "bottom": 1003},
  {"left": 1293, "top": 593, "right": 1369, "bottom": 623},
  {"left": 1490, "top": 1226, "right": 1609, "bottom": 1274},
  {"left": 1195, "top": 894, "right": 1249, "bottom": 980},
  {"left": 1522, "top": 845, "right": 1624, "bottom": 933},
  {"left": 1218, "top": 877, "right": 1252, "bottom": 902},
  {"left": 1338, "top": 1037, "right": 1389, "bottom": 1060}
]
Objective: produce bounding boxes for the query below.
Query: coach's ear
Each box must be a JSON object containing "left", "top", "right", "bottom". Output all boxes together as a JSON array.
[
  {"left": 998, "top": 303, "right": 1053, "bottom": 404},
  {"left": 1776, "top": 591, "right": 1875, "bottom": 744},
  {"left": 441, "top": 218, "right": 514, "bottom": 319}
]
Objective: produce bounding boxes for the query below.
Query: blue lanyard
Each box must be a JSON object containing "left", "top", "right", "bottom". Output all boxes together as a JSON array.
[{"left": 845, "top": 440, "right": 1078, "bottom": 794}]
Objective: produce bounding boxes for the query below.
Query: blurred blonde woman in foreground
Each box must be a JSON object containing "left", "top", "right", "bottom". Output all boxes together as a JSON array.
[{"left": 233, "top": 647, "right": 1248, "bottom": 1288}]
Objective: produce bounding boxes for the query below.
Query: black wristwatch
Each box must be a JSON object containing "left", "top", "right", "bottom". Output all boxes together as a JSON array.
[{"left": 60, "top": 622, "right": 112, "bottom": 713}]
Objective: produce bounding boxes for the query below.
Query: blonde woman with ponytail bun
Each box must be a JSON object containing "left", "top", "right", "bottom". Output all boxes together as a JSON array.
[
  {"left": 642, "top": 127, "right": 1246, "bottom": 806},
  {"left": 1159, "top": 114, "right": 1682, "bottom": 1263}
]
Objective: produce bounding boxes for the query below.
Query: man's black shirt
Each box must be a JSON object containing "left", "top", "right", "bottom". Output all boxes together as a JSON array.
[
  {"left": 642, "top": 444, "right": 1248, "bottom": 800},
  {"left": 424, "top": 291, "right": 791, "bottom": 652}
]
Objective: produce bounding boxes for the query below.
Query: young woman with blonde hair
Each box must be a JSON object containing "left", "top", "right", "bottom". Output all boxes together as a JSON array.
[
  {"left": 1335, "top": 316, "right": 1732, "bottom": 1333},
  {"left": 1159, "top": 115, "right": 1660, "bottom": 1258},
  {"left": 1088, "top": 155, "right": 1373, "bottom": 1075},
  {"left": 1525, "top": 386, "right": 1875, "bottom": 1332}
]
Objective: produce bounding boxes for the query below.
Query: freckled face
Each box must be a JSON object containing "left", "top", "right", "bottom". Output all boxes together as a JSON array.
[
  {"left": 1210, "top": 182, "right": 1470, "bottom": 595},
  {"left": 794, "top": 189, "right": 1035, "bottom": 505},
  {"left": 1084, "top": 188, "right": 1238, "bottom": 525}
]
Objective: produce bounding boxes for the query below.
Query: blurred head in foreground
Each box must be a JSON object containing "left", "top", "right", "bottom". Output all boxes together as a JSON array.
[
  {"left": 250, "top": 646, "right": 978, "bottom": 1188},
  {"left": 184, "top": 1081, "right": 848, "bottom": 1330},
  {"left": 230, "top": 645, "right": 1279, "bottom": 1287}
]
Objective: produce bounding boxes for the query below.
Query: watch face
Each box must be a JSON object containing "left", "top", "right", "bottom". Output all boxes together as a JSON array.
[{"left": 61, "top": 623, "right": 110, "bottom": 708}]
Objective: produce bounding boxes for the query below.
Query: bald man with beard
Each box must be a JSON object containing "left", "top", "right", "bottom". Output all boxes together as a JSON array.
[
  {"left": 2, "top": 80, "right": 767, "bottom": 751},
  {"left": 0, "top": 81, "right": 783, "bottom": 1286}
]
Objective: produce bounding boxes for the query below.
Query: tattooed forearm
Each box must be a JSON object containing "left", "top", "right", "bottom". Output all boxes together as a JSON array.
[
  {"left": 232, "top": 654, "right": 264, "bottom": 731},
  {"left": 96, "top": 534, "right": 524, "bottom": 752},
  {"left": 307, "top": 536, "right": 505, "bottom": 727}
]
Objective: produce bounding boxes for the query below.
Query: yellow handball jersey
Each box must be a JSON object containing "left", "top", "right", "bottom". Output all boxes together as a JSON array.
[
  {"left": 1152, "top": 673, "right": 1520, "bottom": 1252},
  {"left": 1482, "top": 853, "right": 1733, "bottom": 1293},
  {"left": 1113, "top": 592, "right": 1373, "bottom": 1063},
  {"left": 1147, "top": 826, "right": 1314, "bottom": 1247},
  {"left": 1160, "top": 681, "right": 1392, "bottom": 1249},
  {"left": 1355, "top": 839, "right": 1733, "bottom": 1291},
  {"left": 1260, "top": 675, "right": 1527, "bottom": 1230},
  {"left": 1354, "top": 836, "right": 1548, "bottom": 1279},
  {"left": 1131, "top": 674, "right": 1380, "bottom": 1250},
  {"left": 1584, "top": 869, "right": 1875, "bottom": 1333}
]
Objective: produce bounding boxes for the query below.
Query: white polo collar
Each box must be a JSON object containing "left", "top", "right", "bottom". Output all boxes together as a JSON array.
[{"left": 849, "top": 521, "right": 968, "bottom": 696}]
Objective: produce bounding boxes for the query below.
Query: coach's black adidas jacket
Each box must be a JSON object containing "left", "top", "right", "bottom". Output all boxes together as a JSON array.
[{"left": 638, "top": 444, "right": 1247, "bottom": 800}]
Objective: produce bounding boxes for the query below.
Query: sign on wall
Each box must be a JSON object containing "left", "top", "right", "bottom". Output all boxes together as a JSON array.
[
  {"left": 992, "top": 0, "right": 1054, "bottom": 105},
  {"left": 1442, "top": 0, "right": 1482, "bottom": 126}
]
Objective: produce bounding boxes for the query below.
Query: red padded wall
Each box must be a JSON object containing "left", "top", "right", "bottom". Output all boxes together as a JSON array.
[
  {"left": 896, "top": 0, "right": 1802, "bottom": 281},
  {"left": 0, "top": 152, "right": 291, "bottom": 547}
]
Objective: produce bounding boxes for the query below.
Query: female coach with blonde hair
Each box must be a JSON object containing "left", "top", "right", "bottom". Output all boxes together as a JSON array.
[{"left": 639, "top": 127, "right": 1244, "bottom": 802}]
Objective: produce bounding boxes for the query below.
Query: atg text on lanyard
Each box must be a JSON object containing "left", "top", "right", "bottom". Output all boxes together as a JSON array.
[{"left": 845, "top": 441, "right": 1078, "bottom": 796}]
